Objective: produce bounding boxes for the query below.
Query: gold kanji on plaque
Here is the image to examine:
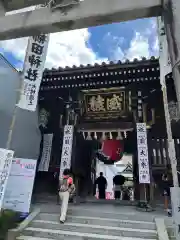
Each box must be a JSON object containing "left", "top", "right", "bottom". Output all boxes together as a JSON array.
[
  {"left": 107, "top": 94, "right": 122, "bottom": 111},
  {"left": 88, "top": 95, "right": 105, "bottom": 111}
]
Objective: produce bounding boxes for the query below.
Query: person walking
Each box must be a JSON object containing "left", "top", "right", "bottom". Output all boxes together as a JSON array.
[
  {"left": 95, "top": 172, "right": 107, "bottom": 199},
  {"left": 59, "top": 169, "right": 75, "bottom": 223},
  {"left": 161, "top": 164, "right": 173, "bottom": 216},
  {"left": 113, "top": 173, "right": 125, "bottom": 200}
]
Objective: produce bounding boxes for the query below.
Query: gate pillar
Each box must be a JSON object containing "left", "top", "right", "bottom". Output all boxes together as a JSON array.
[{"left": 163, "top": 0, "right": 180, "bottom": 113}]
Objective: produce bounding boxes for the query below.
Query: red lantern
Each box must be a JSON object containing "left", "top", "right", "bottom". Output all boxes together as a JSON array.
[{"left": 98, "top": 140, "right": 124, "bottom": 163}]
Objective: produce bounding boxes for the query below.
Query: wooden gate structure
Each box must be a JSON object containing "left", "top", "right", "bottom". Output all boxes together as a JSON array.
[{"left": 34, "top": 57, "right": 180, "bottom": 199}]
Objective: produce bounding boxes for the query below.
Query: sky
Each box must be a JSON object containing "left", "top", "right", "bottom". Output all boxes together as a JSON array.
[{"left": 0, "top": 17, "right": 159, "bottom": 70}]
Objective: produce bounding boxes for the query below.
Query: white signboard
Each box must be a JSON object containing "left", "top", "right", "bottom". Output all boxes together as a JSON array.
[
  {"left": 17, "top": 34, "right": 49, "bottom": 111},
  {"left": 3, "top": 158, "right": 37, "bottom": 213},
  {"left": 38, "top": 133, "right": 53, "bottom": 172},
  {"left": 59, "top": 125, "right": 74, "bottom": 178},
  {"left": 136, "top": 123, "right": 150, "bottom": 184},
  {"left": 171, "top": 187, "right": 180, "bottom": 240},
  {"left": 157, "top": 16, "right": 172, "bottom": 81},
  {"left": 0, "top": 149, "right": 14, "bottom": 210}
]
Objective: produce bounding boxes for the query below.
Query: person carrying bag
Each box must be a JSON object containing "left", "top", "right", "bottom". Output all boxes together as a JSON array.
[{"left": 59, "top": 169, "right": 75, "bottom": 223}]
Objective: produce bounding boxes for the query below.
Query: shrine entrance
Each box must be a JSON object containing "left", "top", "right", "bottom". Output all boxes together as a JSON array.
[
  {"left": 33, "top": 57, "right": 174, "bottom": 204},
  {"left": 66, "top": 87, "right": 137, "bottom": 201},
  {"left": 75, "top": 130, "right": 135, "bottom": 201}
]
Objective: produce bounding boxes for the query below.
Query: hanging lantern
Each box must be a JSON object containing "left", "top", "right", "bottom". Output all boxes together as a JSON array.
[{"left": 96, "top": 139, "right": 124, "bottom": 164}]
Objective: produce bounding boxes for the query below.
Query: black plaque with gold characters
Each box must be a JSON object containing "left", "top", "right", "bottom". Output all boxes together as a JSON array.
[{"left": 84, "top": 89, "right": 126, "bottom": 120}]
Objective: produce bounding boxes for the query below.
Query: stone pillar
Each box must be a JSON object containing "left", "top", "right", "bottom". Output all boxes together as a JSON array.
[
  {"left": 163, "top": 0, "right": 180, "bottom": 113},
  {"left": 163, "top": 2, "right": 180, "bottom": 235}
]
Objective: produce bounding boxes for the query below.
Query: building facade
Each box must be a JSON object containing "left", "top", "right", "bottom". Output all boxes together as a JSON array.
[
  {"left": 36, "top": 57, "right": 180, "bottom": 199},
  {"left": 1, "top": 55, "right": 179, "bottom": 200}
]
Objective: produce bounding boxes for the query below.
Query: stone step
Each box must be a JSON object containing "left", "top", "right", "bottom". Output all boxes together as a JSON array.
[
  {"left": 164, "top": 218, "right": 175, "bottom": 238},
  {"left": 36, "top": 213, "right": 156, "bottom": 230},
  {"left": 19, "top": 227, "right": 157, "bottom": 240},
  {"left": 167, "top": 227, "right": 175, "bottom": 237},
  {"left": 28, "top": 220, "right": 157, "bottom": 239},
  {"left": 36, "top": 206, "right": 156, "bottom": 222}
]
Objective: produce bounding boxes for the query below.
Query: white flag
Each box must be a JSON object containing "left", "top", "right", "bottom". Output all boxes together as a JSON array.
[{"left": 17, "top": 34, "right": 49, "bottom": 111}]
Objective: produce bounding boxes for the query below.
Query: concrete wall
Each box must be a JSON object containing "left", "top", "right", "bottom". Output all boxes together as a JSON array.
[{"left": 0, "top": 55, "right": 41, "bottom": 160}]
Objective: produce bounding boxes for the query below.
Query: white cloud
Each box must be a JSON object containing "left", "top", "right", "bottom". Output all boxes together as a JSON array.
[
  {"left": 125, "top": 32, "right": 150, "bottom": 60},
  {"left": 125, "top": 19, "right": 159, "bottom": 60},
  {"left": 113, "top": 47, "right": 125, "bottom": 61},
  {"left": 153, "top": 37, "right": 159, "bottom": 54},
  {"left": 101, "top": 19, "right": 158, "bottom": 62},
  {"left": 0, "top": 18, "right": 158, "bottom": 69},
  {"left": 109, "top": 31, "right": 151, "bottom": 62},
  {"left": 0, "top": 29, "right": 107, "bottom": 69}
]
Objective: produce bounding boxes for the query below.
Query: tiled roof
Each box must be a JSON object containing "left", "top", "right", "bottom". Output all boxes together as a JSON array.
[
  {"left": 40, "top": 57, "right": 163, "bottom": 92},
  {"left": 43, "top": 56, "right": 159, "bottom": 73}
]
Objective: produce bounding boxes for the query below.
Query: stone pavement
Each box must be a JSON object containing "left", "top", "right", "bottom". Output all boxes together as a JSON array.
[{"left": 16, "top": 202, "right": 175, "bottom": 240}]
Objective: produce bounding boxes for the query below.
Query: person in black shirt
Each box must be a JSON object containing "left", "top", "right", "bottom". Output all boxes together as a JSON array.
[
  {"left": 95, "top": 172, "right": 107, "bottom": 199},
  {"left": 113, "top": 174, "right": 125, "bottom": 200},
  {"left": 162, "top": 164, "right": 173, "bottom": 215}
]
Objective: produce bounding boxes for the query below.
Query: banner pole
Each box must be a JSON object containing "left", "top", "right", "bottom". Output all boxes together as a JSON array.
[{"left": 6, "top": 106, "right": 18, "bottom": 149}]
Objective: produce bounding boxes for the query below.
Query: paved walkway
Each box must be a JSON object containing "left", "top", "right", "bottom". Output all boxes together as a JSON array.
[
  {"left": 19, "top": 202, "right": 172, "bottom": 240},
  {"left": 32, "top": 201, "right": 170, "bottom": 220}
]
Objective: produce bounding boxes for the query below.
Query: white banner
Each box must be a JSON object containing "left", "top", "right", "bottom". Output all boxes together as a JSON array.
[
  {"left": 38, "top": 133, "right": 53, "bottom": 172},
  {"left": 3, "top": 158, "right": 37, "bottom": 213},
  {"left": 0, "top": 149, "right": 14, "bottom": 210},
  {"left": 59, "top": 125, "right": 74, "bottom": 178},
  {"left": 136, "top": 123, "right": 150, "bottom": 184},
  {"left": 17, "top": 34, "right": 49, "bottom": 111},
  {"left": 157, "top": 16, "right": 172, "bottom": 82}
]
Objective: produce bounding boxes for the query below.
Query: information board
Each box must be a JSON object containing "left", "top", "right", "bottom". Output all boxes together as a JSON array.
[
  {"left": 0, "top": 148, "right": 14, "bottom": 210},
  {"left": 3, "top": 158, "right": 37, "bottom": 213}
]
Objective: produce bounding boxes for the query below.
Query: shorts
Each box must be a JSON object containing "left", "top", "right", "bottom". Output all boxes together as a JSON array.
[{"left": 163, "top": 187, "right": 170, "bottom": 197}]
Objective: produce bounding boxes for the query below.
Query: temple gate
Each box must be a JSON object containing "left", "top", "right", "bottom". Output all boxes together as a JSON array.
[{"left": 33, "top": 57, "right": 180, "bottom": 202}]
